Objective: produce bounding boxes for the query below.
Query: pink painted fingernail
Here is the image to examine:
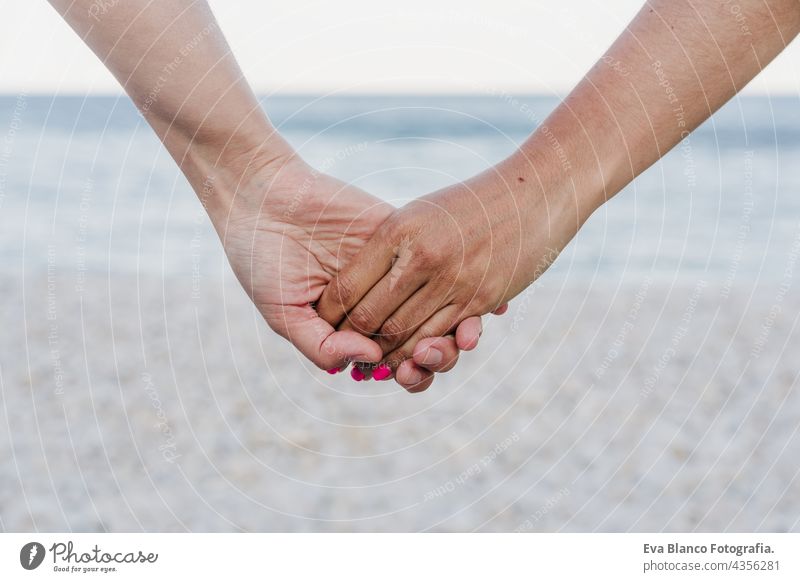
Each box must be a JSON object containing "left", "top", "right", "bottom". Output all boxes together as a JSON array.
[
  {"left": 351, "top": 367, "right": 365, "bottom": 382},
  {"left": 372, "top": 364, "right": 391, "bottom": 381},
  {"left": 326, "top": 366, "right": 346, "bottom": 375}
]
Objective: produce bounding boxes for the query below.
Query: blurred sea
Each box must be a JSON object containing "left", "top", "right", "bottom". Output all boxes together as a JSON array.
[{"left": 2, "top": 94, "right": 800, "bottom": 284}]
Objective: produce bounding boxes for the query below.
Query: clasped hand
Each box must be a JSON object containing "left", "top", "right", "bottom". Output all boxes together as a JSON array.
[{"left": 315, "top": 157, "right": 583, "bottom": 391}]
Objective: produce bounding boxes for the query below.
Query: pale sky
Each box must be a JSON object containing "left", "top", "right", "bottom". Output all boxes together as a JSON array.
[{"left": 2, "top": 0, "right": 799, "bottom": 95}]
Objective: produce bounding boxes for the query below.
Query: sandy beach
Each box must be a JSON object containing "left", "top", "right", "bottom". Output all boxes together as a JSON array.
[{"left": 2, "top": 268, "right": 799, "bottom": 532}]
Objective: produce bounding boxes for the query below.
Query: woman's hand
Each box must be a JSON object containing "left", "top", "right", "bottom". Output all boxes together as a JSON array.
[
  {"left": 215, "top": 153, "right": 488, "bottom": 390},
  {"left": 46, "top": 0, "right": 486, "bottom": 390},
  {"left": 316, "top": 153, "right": 588, "bottom": 377}
]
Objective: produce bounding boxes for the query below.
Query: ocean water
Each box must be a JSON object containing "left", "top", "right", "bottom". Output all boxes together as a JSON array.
[{"left": 2, "top": 94, "right": 800, "bottom": 285}]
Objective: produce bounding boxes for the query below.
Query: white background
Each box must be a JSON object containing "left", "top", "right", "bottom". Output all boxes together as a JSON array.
[
  {"left": 1, "top": 533, "right": 797, "bottom": 581},
  {"left": 2, "top": 0, "right": 800, "bottom": 94}
]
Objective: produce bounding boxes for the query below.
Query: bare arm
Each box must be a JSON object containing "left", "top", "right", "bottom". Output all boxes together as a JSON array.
[
  {"left": 317, "top": 0, "right": 800, "bottom": 372},
  {"left": 47, "top": 0, "right": 487, "bottom": 388},
  {"left": 48, "top": 0, "right": 291, "bottom": 215},
  {"left": 533, "top": 0, "right": 800, "bottom": 212}
]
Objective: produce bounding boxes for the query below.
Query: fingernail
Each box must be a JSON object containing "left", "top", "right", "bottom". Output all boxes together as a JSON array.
[
  {"left": 326, "top": 367, "right": 340, "bottom": 374},
  {"left": 372, "top": 364, "right": 391, "bottom": 381},
  {"left": 350, "top": 367, "right": 365, "bottom": 382},
  {"left": 407, "top": 369, "right": 424, "bottom": 386},
  {"left": 420, "top": 347, "right": 442, "bottom": 366}
]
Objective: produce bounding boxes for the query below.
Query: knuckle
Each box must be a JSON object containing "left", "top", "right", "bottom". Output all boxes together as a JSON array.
[
  {"left": 419, "top": 322, "right": 445, "bottom": 341},
  {"left": 424, "top": 314, "right": 459, "bottom": 341},
  {"left": 380, "top": 317, "right": 409, "bottom": 340},
  {"left": 330, "top": 275, "right": 357, "bottom": 309},
  {"left": 347, "top": 303, "right": 378, "bottom": 333},
  {"left": 413, "top": 244, "right": 444, "bottom": 269},
  {"left": 382, "top": 215, "right": 411, "bottom": 243},
  {"left": 434, "top": 264, "right": 460, "bottom": 288}
]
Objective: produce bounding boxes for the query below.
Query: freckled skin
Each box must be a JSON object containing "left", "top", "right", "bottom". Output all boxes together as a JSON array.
[{"left": 317, "top": 0, "right": 800, "bottom": 391}]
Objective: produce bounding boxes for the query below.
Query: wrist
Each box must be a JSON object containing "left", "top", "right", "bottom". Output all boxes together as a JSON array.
[
  {"left": 177, "top": 125, "right": 297, "bottom": 225},
  {"left": 513, "top": 98, "right": 636, "bottom": 223},
  {"left": 512, "top": 137, "right": 605, "bottom": 226},
  {"left": 468, "top": 132, "right": 610, "bottom": 293}
]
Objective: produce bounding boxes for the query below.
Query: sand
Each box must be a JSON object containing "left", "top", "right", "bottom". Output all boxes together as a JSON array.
[{"left": 1, "top": 270, "right": 799, "bottom": 532}]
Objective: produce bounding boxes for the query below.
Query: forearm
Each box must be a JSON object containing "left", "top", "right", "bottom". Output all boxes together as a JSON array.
[
  {"left": 514, "top": 0, "right": 800, "bottom": 219},
  {"left": 48, "top": 0, "right": 292, "bottom": 216}
]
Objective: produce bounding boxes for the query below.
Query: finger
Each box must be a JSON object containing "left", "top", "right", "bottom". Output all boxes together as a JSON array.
[
  {"left": 316, "top": 232, "right": 396, "bottom": 328},
  {"left": 412, "top": 335, "right": 460, "bottom": 373},
  {"left": 271, "top": 304, "right": 383, "bottom": 370},
  {"left": 374, "top": 283, "right": 450, "bottom": 355},
  {"left": 493, "top": 303, "right": 509, "bottom": 316},
  {"left": 454, "top": 316, "right": 483, "bottom": 351},
  {"left": 452, "top": 307, "right": 506, "bottom": 353},
  {"left": 381, "top": 304, "right": 461, "bottom": 371},
  {"left": 338, "top": 262, "right": 425, "bottom": 336},
  {"left": 395, "top": 359, "right": 434, "bottom": 393},
  {"left": 354, "top": 332, "right": 462, "bottom": 382}
]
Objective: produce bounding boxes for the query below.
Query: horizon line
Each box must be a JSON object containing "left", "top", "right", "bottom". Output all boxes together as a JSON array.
[{"left": 0, "top": 90, "right": 797, "bottom": 99}]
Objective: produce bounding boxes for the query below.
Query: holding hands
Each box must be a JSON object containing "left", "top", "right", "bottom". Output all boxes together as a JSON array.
[
  {"left": 317, "top": 156, "right": 582, "bottom": 385},
  {"left": 217, "top": 151, "right": 493, "bottom": 391},
  {"left": 50, "top": 0, "right": 800, "bottom": 392}
]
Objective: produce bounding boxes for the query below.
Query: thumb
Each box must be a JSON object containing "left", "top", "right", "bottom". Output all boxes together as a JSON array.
[{"left": 271, "top": 304, "right": 383, "bottom": 370}]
